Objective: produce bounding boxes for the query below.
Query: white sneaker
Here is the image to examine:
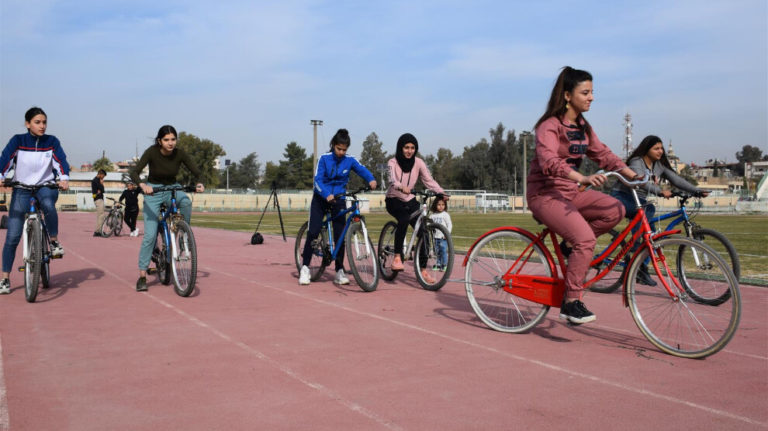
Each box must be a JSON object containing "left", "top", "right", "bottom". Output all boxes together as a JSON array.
[
  {"left": 299, "top": 265, "right": 311, "bottom": 285},
  {"left": 335, "top": 269, "right": 350, "bottom": 285},
  {"left": 0, "top": 278, "right": 10, "bottom": 295},
  {"left": 51, "top": 241, "right": 65, "bottom": 257},
  {"left": 131, "top": 229, "right": 139, "bottom": 237}
]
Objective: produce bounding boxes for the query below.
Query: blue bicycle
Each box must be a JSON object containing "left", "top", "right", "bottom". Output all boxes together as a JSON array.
[
  {"left": 589, "top": 190, "right": 739, "bottom": 296},
  {"left": 294, "top": 187, "right": 379, "bottom": 292},
  {"left": 149, "top": 185, "right": 198, "bottom": 297},
  {"left": 8, "top": 181, "right": 61, "bottom": 302}
]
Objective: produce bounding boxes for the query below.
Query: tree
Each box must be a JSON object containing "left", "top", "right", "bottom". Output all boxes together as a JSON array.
[
  {"left": 429, "top": 148, "right": 459, "bottom": 189},
  {"left": 734, "top": 145, "right": 766, "bottom": 176},
  {"left": 457, "top": 140, "right": 493, "bottom": 190},
  {"left": 679, "top": 166, "right": 698, "bottom": 186},
  {"left": 349, "top": 132, "right": 389, "bottom": 191},
  {"left": 261, "top": 142, "right": 313, "bottom": 189},
  {"left": 92, "top": 156, "right": 113, "bottom": 172},
  {"left": 225, "top": 153, "right": 261, "bottom": 189},
  {"left": 176, "top": 132, "right": 226, "bottom": 187},
  {"left": 487, "top": 123, "right": 517, "bottom": 193}
]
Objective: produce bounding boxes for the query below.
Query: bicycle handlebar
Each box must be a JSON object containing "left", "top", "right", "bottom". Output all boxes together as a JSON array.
[
  {"left": 598, "top": 170, "right": 651, "bottom": 188},
  {"left": 4, "top": 180, "right": 61, "bottom": 190},
  {"left": 333, "top": 186, "right": 371, "bottom": 200},
  {"left": 149, "top": 184, "right": 197, "bottom": 194}
]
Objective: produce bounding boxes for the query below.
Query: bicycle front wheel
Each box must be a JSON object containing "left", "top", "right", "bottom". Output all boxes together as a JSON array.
[
  {"left": 24, "top": 219, "right": 42, "bottom": 303},
  {"left": 345, "top": 221, "right": 378, "bottom": 292},
  {"left": 465, "top": 229, "right": 550, "bottom": 333},
  {"left": 627, "top": 236, "right": 741, "bottom": 358},
  {"left": 100, "top": 212, "right": 115, "bottom": 238},
  {"left": 295, "top": 221, "right": 328, "bottom": 281},
  {"left": 171, "top": 219, "right": 197, "bottom": 297},
  {"left": 377, "top": 221, "right": 399, "bottom": 281},
  {"left": 414, "top": 222, "right": 453, "bottom": 291},
  {"left": 113, "top": 212, "right": 124, "bottom": 237}
]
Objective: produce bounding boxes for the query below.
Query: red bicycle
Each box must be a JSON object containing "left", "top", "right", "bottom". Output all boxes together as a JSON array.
[{"left": 463, "top": 171, "right": 741, "bottom": 358}]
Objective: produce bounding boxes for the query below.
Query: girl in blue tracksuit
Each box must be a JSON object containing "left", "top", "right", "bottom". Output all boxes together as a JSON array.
[
  {"left": 0, "top": 107, "right": 70, "bottom": 294},
  {"left": 298, "top": 129, "right": 377, "bottom": 285}
]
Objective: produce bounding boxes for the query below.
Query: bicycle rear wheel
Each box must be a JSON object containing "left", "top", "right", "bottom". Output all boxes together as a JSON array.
[
  {"left": 377, "top": 221, "right": 399, "bottom": 281},
  {"left": 170, "top": 219, "right": 197, "bottom": 297},
  {"left": 678, "top": 228, "right": 740, "bottom": 305},
  {"left": 100, "top": 212, "right": 115, "bottom": 238},
  {"left": 346, "top": 221, "right": 378, "bottom": 292},
  {"left": 151, "top": 229, "right": 171, "bottom": 285},
  {"left": 294, "top": 221, "right": 328, "bottom": 281},
  {"left": 465, "top": 229, "right": 550, "bottom": 333},
  {"left": 414, "top": 223, "right": 453, "bottom": 291},
  {"left": 627, "top": 236, "right": 740, "bottom": 358},
  {"left": 41, "top": 232, "right": 51, "bottom": 289},
  {"left": 24, "top": 219, "right": 42, "bottom": 303}
]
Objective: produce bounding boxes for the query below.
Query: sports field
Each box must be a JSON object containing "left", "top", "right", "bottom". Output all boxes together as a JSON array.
[{"left": 190, "top": 211, "right": 768, "bottom": 285}]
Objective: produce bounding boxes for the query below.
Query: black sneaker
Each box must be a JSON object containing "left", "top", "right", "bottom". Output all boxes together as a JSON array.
[
  {"left": 559, "top": 300, "right": 596, "bottom": 325},
  {"left": 635, "top": 264, "right": 657, "bottom": 286},
  {"left": 136, "top": 277, "right": 148, "bottom": 292},
  {"left": 93, "top": 232, "right": 102, "bottom": 237},
  {"left": 559, "top": 240, "right": 572, "bottom": 259}
]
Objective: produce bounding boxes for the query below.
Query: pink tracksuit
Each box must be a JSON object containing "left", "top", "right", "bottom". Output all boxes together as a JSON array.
[{"left": 526, "top": 116, "right": 627, "bottom": 300}]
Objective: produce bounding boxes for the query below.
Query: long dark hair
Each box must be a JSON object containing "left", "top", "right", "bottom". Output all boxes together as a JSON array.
[
  {"left": 430, "top": 194, "right": 447, "bottom": 212},
  {"left": 627, "top": 135, "right": 673, "bottom": 169},
  {"left": 25, "top": 107, "right": 46, "bottom": 123},
  {"left": 329, "top": 128, "right": 351, "bottom": 150},
  {"left": 155, "top": 125, "right": 178, "bottom": 146},
  {"left": 534, "top": 66, "right": 593, "bottom": 135}
]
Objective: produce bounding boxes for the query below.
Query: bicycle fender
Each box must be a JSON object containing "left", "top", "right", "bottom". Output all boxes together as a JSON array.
[{"left": 462, "top": 226, "right": 538, "bottom": 267}]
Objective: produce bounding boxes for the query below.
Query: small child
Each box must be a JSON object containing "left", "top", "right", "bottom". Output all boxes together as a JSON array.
[
  {"left": 119, "top": 182, "right": 142, "bottom": 236},
  {"left": 429, "top": 195, "right": 452, "bottom": 271}
]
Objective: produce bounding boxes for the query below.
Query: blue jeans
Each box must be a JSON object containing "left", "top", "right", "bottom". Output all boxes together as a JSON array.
[
  {"left": 2, "top": 186, "right": 59, "bottom": 273},
  {"left": 610, "top": 190, "right": 656, "bottom": 252},
  {"left": 138, "top": 183, "right": 192, "bottom": 271},
  {"left": 435, "top": 238, "right": 448, "bottom": 267}
]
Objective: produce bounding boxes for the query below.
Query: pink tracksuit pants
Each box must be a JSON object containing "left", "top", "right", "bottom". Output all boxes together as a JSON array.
[{"left": 528, "top": 190, "right": 625, "bottom": 300}]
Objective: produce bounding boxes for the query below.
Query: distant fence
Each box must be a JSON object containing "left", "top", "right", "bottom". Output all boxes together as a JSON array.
[{"left": 53, "top": 190, "right": 766, "bottom": 214}]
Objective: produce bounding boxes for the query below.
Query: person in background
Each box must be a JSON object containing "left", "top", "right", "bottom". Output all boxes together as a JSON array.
[
  {"left": 92, "top": 169, "right": 106, "bottom": 237},
  {"left": 0, "top": 107, "right": 70, "bottom": 294},
  {"left": 610, "top": 135, "right": 709, "bottom": 286},
  {"left": 429, "top": 195, "right": 452, "bottom": 271},
  {"left": 298, "top": 129, "right": 377, "bottom": 286},
  {"left": 527, "top": 66, "right": 638, "bottom": 325},
  {"left": 119, "top": 182, "right": 142, "bottom": 237}
]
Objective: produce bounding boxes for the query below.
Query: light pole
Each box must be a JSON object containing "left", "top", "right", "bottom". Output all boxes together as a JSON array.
[
  {"left": 311, "top": 120, "right": 323, "bottom": 169},
  {"left": 520, "top": 131, "right": 532, "bottom": 213},
  {"left": 225, "top": 159, "right": 231, "bottom": 192}
]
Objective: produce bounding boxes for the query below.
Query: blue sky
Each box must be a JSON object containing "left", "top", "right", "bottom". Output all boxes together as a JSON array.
[{"left": 1, "top": 0, "right": 766, "bottom": 169}]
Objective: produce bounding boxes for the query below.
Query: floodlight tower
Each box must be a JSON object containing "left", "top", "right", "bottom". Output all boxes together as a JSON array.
[
  {"left": 310, "top": 120, "right": 323, "bottom": 170},
  {"left": 623, "top": 113, "right": 633, "bottom": 158}
]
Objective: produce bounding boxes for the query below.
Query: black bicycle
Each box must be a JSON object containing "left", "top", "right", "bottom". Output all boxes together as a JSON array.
[
  {"left": 149, "top": 185, "right": 198, "bottom": 297},
  {"left": 99, "top": 197, "right": 124, "bottom": 238}
]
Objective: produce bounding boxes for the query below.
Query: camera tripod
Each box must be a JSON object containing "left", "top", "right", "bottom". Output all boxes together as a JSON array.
[{"left": 253, "top": 181, "right": 286, "bottom": 242}]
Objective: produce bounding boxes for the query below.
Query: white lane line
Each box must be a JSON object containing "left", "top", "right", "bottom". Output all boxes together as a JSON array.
[
  {"left": 207, "top": 266, "right": 768, "bottom": 429},
  {"left": 66, "top": 250, "right": 404, "bottom": 431},
  {"left": 0, "top": 334, "right": 10, "bottom": 431}
]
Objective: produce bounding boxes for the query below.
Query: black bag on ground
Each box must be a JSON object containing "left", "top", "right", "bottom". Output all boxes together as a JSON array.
[{"left": 251, "top": 232, "right": 264, "bottom": 245}]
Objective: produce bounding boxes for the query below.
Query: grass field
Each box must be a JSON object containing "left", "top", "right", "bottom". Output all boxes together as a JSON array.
[{"left": 190, "top": 210, "right": 768, "bottom": 285}]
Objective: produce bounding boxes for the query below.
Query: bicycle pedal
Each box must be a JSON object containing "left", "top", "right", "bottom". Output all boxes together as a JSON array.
[
  {"left": 17, "top": 267, "right": 25, "bottom": 272},
  {"left": 51, "top": 255, "right": 63, "bottom": 259},
  {"left": 147, "top": 268, "right": 157, "bottom": 274}
]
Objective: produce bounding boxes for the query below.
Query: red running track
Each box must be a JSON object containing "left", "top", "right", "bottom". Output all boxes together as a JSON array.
[{"left": 0, "top": 212, "right": 766, "bottom": 430}]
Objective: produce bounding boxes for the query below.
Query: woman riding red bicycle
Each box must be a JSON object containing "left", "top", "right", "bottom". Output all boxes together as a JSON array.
[{"left": 527, "top": 66, "right": 638, "bottom": 324}]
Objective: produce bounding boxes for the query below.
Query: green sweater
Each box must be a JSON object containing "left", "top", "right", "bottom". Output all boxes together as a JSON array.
[{"left": 130, "top": 146, "right": 202, "bottom": 185}]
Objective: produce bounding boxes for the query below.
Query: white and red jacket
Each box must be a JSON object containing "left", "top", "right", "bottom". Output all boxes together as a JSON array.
[{"left": 0, "top": 132, "right": 70, "bottom": 184}]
